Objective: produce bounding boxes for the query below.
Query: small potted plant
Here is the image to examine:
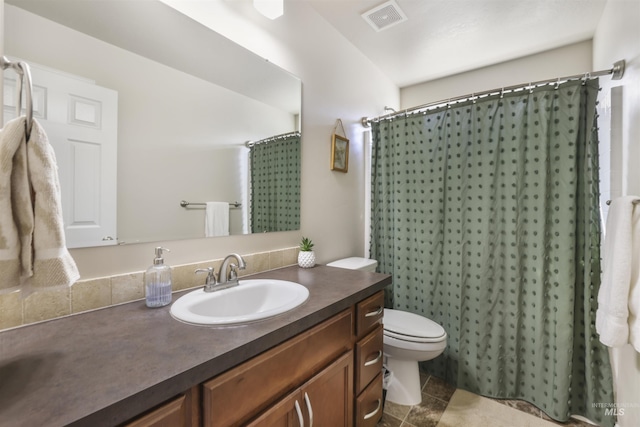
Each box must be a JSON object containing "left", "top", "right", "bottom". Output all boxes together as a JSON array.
[{"left": 298, "top": 237, "right": 316, "bottom": 268}]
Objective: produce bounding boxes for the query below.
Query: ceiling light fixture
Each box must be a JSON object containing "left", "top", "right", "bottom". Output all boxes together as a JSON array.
[{"left": 254, "top": 0, "right": 283, "bottom": 19}]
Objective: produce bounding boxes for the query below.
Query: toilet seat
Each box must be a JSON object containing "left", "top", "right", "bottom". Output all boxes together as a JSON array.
[{"left": 383, "top": 309, "right": 446, "bottom": 343}]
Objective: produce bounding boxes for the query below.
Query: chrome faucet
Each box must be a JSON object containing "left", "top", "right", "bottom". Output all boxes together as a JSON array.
[
  {"left": 218, "top": 253, "right": 247, "bottom": 287},
  {"left": 195, "top": 254, "right": 246, "bottom": 293}
]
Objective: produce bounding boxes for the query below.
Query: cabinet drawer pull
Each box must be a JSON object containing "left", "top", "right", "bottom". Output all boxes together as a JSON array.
[
  {"left": 363, "top": 399, "right": 382, "bottom": 420},
  {"left": 363, "top": 350, "right": 383, "bottom": 367},
  {"left": 294, "top": 400, "right": 304, "bottom": 427},
  {"left": 364, "top": 306, "right": 383, "bottom": 318},
  {"left": 304, "top": 392, "right": 313, "bottom": 427}
]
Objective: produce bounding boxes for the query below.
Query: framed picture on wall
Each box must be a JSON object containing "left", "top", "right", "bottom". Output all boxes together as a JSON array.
[{"left": 331, "top": 134, "right": 349, "bottom": 173}]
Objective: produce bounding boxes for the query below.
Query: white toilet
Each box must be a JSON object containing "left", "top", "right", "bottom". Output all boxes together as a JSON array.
[{"left": 326, "top": 257, "right": 447, "bottom": 406}]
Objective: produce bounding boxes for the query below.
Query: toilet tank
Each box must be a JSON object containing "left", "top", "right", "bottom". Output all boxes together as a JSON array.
[{"left": 326, "top": 257, "right": 378, "bottom": 272}]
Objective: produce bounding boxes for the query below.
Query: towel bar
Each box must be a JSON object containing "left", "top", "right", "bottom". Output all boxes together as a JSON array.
[{"left": 180, "top": 200, "right": 241, "bottom": 208}]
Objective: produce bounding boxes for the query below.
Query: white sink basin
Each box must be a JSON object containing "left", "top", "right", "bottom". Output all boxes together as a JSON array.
[{"left": 170, "top": 279, "right": 309, "bottom": 325}]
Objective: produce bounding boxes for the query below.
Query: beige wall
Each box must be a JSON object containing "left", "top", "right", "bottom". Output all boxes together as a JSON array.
[
  {"left": 401, "top": 40, "right": 593, "bottom": 108},
  {"left": 0, "top": 0, "right": 398, "bottom": 329},
  {"left": 593, "top": 1, "right": 640, "bottom": 426},
  {"left": 1, "top": 0, "right": 398, "bottom": 281}
]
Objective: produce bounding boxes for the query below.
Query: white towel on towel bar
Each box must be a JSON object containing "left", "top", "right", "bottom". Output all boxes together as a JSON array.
[
  {"left": 596, "top": 196, "right": 640, "bottom": 351},
  {"left": 0, "top": 117, "right": 79, "bottom": 296},
  {"left": 0, "top": 117, "right": 33, "bottom": 294},
  {"left": 205, "top": 202, "right": 229, "bottom": 237}
]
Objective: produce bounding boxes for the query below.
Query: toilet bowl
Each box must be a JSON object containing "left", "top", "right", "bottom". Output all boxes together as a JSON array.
[
  {"left": 382, "top": 308, "right": 447, "bottom": 405},
  {"left": 326, "top": 257, "right": 448, "bottom": 406}
]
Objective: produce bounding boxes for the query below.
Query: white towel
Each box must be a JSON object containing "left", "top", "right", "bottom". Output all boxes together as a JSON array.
[
  {"left": 596, "top": 196, "right": 640, "bottom": 350},
  {"left": 0, "top": 117, "right": 79, "bottom": 296},
  {"left": 0, "top": 117, "right": 33, "bottom": 294},
  {"left": 204, "top": 202, "right": 229, "bottom": 237}
]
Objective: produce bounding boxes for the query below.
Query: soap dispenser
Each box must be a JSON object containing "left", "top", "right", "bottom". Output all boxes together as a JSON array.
[{"left": 145, "top": 247, "right": 172, "bottom": 308}]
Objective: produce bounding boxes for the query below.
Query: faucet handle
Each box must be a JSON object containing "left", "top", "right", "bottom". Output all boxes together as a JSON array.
[
  {"left": 195, "top": 267, "right": 217, "bottom": 287},
  {"left": 229, "top": 264, "right": 239, "bottom": 281}
]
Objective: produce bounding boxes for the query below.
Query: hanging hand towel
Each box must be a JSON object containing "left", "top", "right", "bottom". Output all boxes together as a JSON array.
[
  {"left": 596, "top": 196, "right": 640, "bottom": 350},
  {"left": 0, "top": 117, "right": 34, "bottom": 294},
  {"left": 21, "top": 119, "right": 80, "bottom": 296},
  {"left": 205, "top": 202, "right": 229, "bottom": 237},
  {"left": 0, "top": 117, "right": 80, "bottom": 297}
]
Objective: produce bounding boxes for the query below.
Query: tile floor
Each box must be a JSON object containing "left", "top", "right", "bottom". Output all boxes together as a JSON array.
[{"left": 377, "top": 371, "right": 596, "bottom": 427}]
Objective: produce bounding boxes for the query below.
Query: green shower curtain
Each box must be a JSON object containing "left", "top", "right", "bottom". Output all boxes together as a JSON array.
[
  {"left": 250, "top": 134, "right": 300, "bottom": 233},
  {"left": 370, "top": 79, "right": 614, "bottom": 426}
]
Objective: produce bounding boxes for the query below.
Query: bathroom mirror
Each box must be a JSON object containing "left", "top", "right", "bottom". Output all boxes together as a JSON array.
[{"left": 3, "top": 0, "right": 302, "bottom": 248}]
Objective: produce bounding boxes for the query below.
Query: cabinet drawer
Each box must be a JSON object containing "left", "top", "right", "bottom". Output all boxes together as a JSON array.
[
  {"left": 356, "top": 291, "right": 384, "bottom": 337},
  {"left": 355, "top": 324, "right": 384, "bottom": 394},
  {"left": 202, "top": 309, "right": 353, "bottom": 426},
  {"left": 124, "top": 392, "right": 194, "bottom": 427},
  {"left": 355, "top": 372, "right": 383, "bottom": 427}
]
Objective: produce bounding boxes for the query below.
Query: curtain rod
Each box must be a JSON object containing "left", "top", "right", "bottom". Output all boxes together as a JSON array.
[
  {"left": 362, "top": 59, "right": 626, "bottom": 127},
  {"left": 245, "top": 131, "right": 301, "bottom": 148}
]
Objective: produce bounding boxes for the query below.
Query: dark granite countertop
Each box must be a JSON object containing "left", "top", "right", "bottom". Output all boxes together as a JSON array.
[{"left": 0, "top": 265, "right": 391, "bottom": 427}]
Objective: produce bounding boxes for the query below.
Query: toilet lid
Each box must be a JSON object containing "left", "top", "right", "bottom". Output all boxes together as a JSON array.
[{"left": 384, "top": 309, "right": 446, "bottom": 342}]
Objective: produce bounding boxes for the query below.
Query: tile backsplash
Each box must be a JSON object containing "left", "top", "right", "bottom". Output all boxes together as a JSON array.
[{"left": 0, "top": 247, "right": 299, "bottom": 331}]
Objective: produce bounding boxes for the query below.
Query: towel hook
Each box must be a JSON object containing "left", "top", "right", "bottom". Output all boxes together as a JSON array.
[{"left": 1, "top": 56, "right": 33, "bottom": 140}]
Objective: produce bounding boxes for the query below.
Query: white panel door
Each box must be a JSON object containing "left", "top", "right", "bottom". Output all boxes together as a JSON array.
[{"left": 3, "top": 63, "right": 118, "bottom": 248}]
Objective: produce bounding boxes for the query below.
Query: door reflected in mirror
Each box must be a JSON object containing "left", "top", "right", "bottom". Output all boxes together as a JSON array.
[{"left": 4, "top": 0, "right": 302, "bottom": 248}]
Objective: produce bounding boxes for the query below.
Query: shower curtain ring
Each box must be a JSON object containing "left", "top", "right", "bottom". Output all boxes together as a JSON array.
[
  {"left": 500, "top": 88, "right": 504, "bottom": 99},
  {"left": 582, "top": 72, "right": 591, "bottom": 85}
]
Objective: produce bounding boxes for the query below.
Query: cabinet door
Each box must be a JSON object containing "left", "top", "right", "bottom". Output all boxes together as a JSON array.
[
  {"left": 246, "top": 390, "right": 304, "bottom": 427},
  {"left": 301, "top": 351, "right": 353, "bottom": 426},
  {"left": 248, "top": 351, "right": 354, "bottom": 427}
]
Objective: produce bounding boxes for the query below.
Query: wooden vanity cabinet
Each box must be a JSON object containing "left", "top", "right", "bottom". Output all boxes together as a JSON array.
[
  {"left": 125, "top": 291, "right": 385, "bottom": 427},
  {"left": 202, "top": 309, "right": 353, "bottom": 426},
  {"left": 353, "top": 291, "right": 385, "bottom": 426}
]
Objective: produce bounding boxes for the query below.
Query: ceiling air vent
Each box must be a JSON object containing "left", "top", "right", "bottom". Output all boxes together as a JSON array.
[{"left": 362, "top": 0, "right": 408, "bottom": 32}]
